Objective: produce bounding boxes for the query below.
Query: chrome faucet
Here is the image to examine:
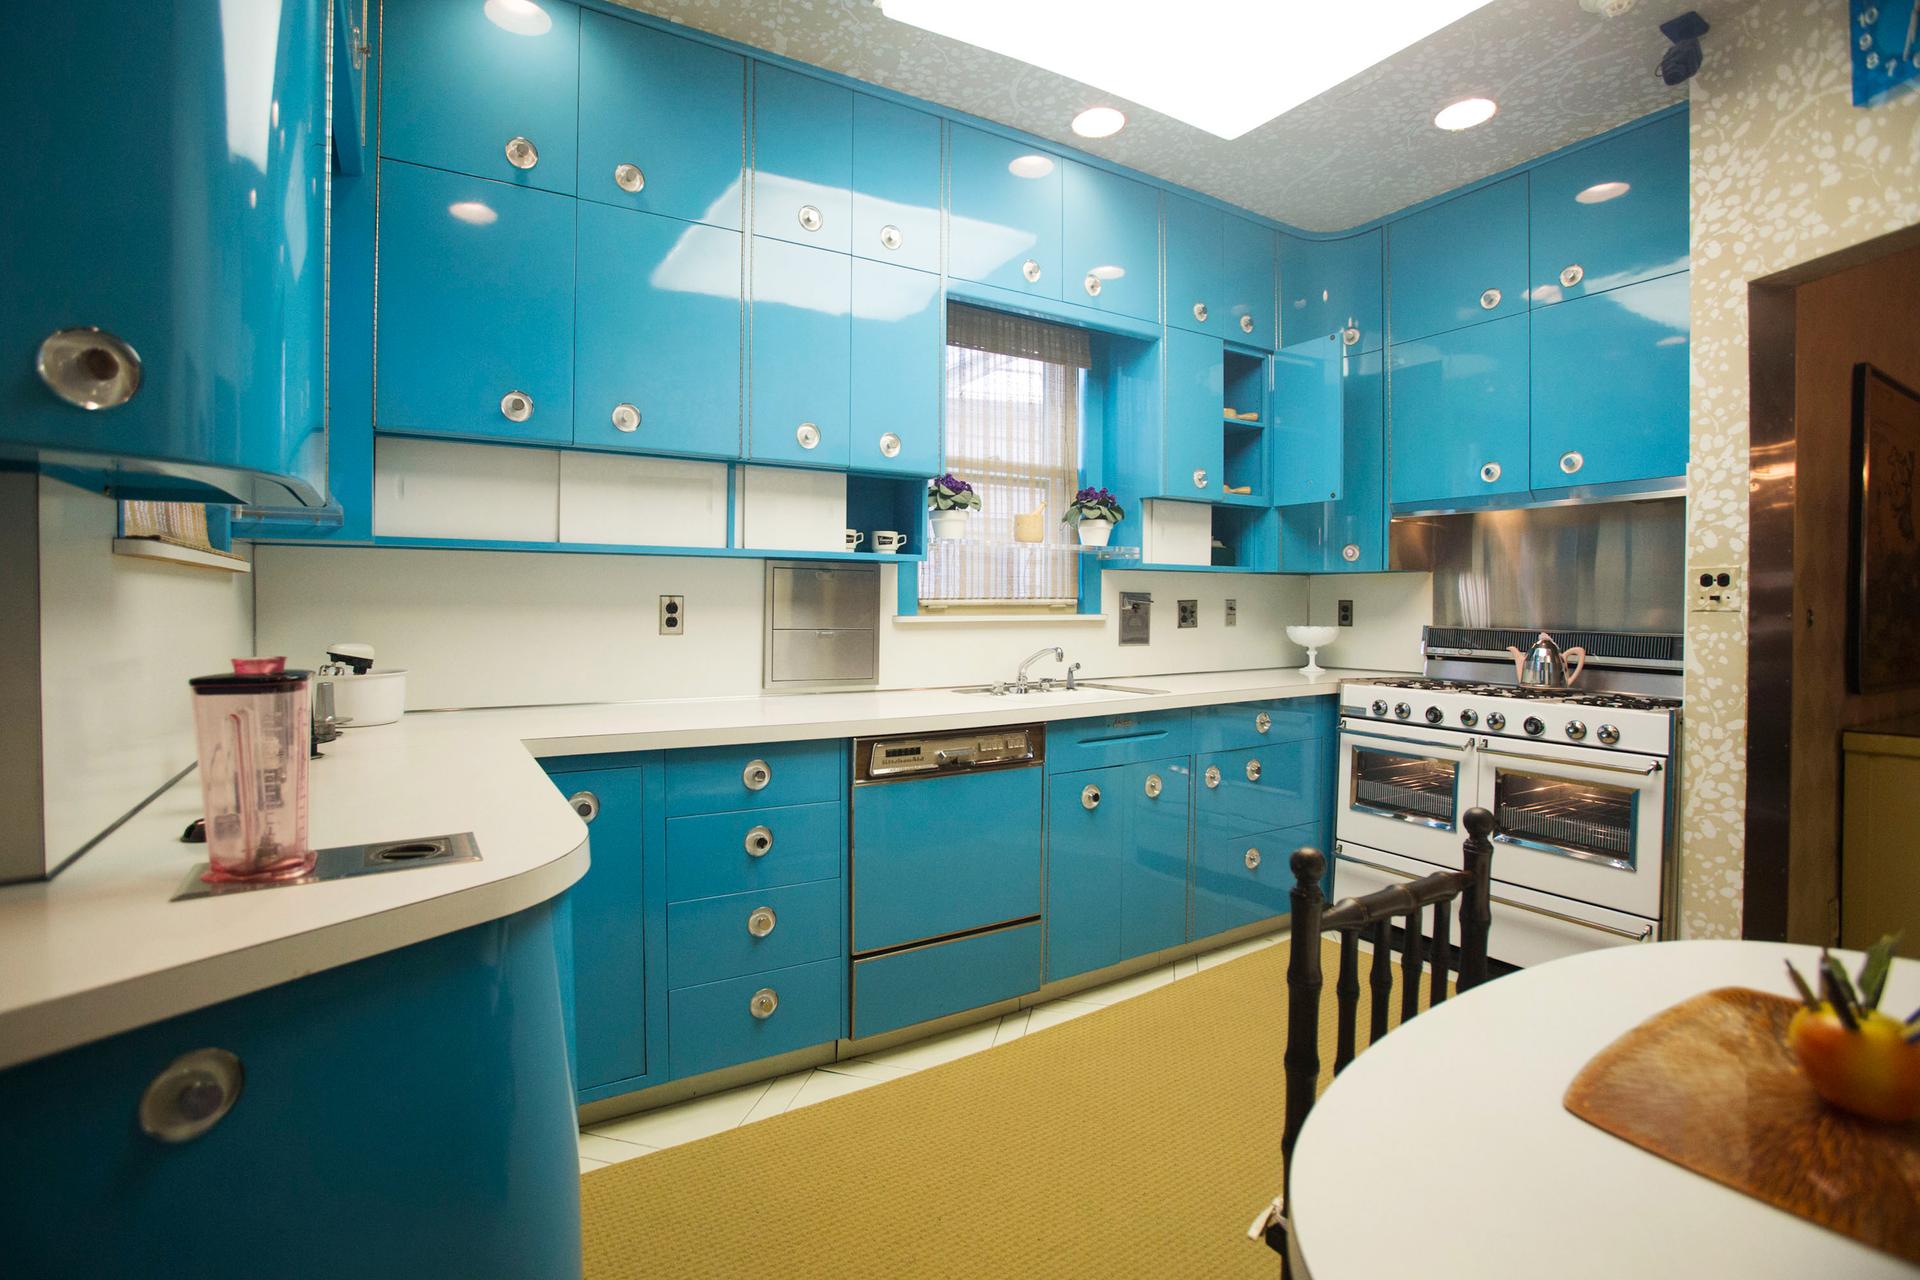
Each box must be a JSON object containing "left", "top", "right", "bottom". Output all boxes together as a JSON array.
[{"left": 1015, "top": 647, "right": 1065, "bottom": 689}]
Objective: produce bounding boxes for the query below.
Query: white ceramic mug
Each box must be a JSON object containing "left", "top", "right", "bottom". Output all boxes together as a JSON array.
[
  {"left": 844, "top": 529, "right": 864, "bottom": 551},
  {"left": 873, "top": 530, "right": 905, "bottom": 553}
]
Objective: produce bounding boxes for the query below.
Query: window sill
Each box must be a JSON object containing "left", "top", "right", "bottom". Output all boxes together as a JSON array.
[{"left": 894, "top": 612, "right": 1106, "bottom": 627}]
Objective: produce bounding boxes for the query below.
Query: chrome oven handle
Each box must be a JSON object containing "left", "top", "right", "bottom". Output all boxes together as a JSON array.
[
  {"left": 1341, "top": 729, "right": 1470, "bottom": 754},
  {"left": 1477, "top": 747, "right": 1661, "bottom": 777}
]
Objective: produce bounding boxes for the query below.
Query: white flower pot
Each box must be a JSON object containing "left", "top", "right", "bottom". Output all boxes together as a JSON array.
[
  {"left": 929, "top": 509, "right": 970, "bottom": 541},
  {"left": 1076, "top": 518, "right": 1114, "bottom": 547}
]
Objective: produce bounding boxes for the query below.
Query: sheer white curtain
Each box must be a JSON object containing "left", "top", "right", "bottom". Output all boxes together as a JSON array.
[{"left": 918, "top": 306, "right": 1088, "bottom": 608}]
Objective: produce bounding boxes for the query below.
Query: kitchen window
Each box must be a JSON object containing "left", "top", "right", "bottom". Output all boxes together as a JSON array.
[{"left": 917, "top": 305, "right": 1089, "bottom": 610}]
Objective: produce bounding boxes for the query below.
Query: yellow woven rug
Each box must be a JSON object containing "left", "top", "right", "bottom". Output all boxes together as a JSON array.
[{"left": 582, "top": 937, "right": 1416, "bottom": 1279}]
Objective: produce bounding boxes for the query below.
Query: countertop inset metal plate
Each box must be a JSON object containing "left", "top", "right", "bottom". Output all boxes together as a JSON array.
[{"left": 172, "top": 832, "right": 482, "bottom": 901}]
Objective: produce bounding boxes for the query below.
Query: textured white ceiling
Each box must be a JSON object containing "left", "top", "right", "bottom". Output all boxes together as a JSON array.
[{"left": 611, "top": 0, "right": 1744, "bottom": 232}]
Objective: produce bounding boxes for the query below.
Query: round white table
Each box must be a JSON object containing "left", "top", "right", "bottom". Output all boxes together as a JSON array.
[{"left": 1288, "top": 940, "right": 1920, "bottom": 1279}]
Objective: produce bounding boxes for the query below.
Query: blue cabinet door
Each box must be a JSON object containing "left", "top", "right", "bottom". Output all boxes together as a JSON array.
[
  {"left": 851, "top": 260, "right": 943, "bottom": 476},
  {"left": 376, "top": 161, "right": 574, "bottom": 444},
  {"left": 749, "top": 237, "right": 851, "bottom": 467},
  {"left": 1387, "top": 313, "right": 1530, "bottom": 510},
  {"left": 1061, "top": 161, "right": 1161, "bottom": 323},
  {"left": 1279, "top": 230, "right": 1382, "bottom": 355},
  {"left": 574, "top": 201, "right": 741, "bottom": 458},
  {"left": 755, "top": 64, "right": 853, "bottom": 254},
  {"left": 1193, "top": 821, "right": 1314, "bottom": 939},
  {"left": 851, "top": 94, "right": 942, "bottom": 273},
  {"left": 1163, "top": 328, "right": 1226, "bottom": 498},
  {"left": 948, "top": 123, "right": 1062, "bottom": 296},
  {"left": 1165, "top": 193, "right": 1226, "bottom": 337},
  {"left": 1529, "top": 111, "right": 1687, "bottom": 308},
  {"left": 1279, "top": 349, "right": 1385, "bottom": 572},
  {"left": 577, "top": 10, "right": 744, "bottom": 226},
  {"left": 1387, "top": 175, "right": 1528, "bottom": 343},
  {"left": 1046, "top": 765, "right": 1126, "bottom": 981},
  {"left": 380, "top": 0, "right": 578, "bottom": 194},
  {"left": 1122, "top": 759, "right": 1192, "bottom": 960},
  {"left": 1530, "top": 271, "right": 1690, "bottom": 493},
  {"left": 1272, "top": 334, "right": 1345, "bottom": 507},
  {"left": 1223, "top": 215, "right": 1276, "bottom": 349}
]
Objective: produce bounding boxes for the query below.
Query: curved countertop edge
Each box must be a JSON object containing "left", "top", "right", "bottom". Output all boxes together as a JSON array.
[{"left": 0, "top": 667, "right": 1371, "bottom": 1072}]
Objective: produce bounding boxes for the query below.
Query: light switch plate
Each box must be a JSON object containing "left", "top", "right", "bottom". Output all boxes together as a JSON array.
[
  {"left": 659, "top": 595, "right": 685, "bottom": 635},
  {"left": 1177, "top": 599, "right": 1198, "bottom": 628},
  {"left": 1224, "top": 598, "right": 1238, "bottom": 627},
  {"left": 1690, "top": 567, "right": 1742, "bottom": 613}
]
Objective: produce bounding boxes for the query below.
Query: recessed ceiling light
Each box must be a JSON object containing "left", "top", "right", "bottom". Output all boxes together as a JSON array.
[
  {"left": 1433, "top": 97, "right": 1498, "bottom": 131},
  {"left": 484, "top": 0, "right": 552, "bottom": 36},
  {"left": 1007, "top": 153, "right": 1056, "bottom": 179},
  {"left": 1089, "top": 264, "right": 1126, "bottom": 280},
  {"left": 448, "top": 201, "right": 499, "bottom": 225},
  {"left": 1579, "top": 0, "right": 1637, "bottom": 16},
  {"left": 1576, "top": 180, "right": 1631, "bottom": 204},
  {"left": 876, "top": 0, "right": 1500, "bottom": 140},
  {"left": 1071, "top": 106, "right": 1127, "bottom": 139}
]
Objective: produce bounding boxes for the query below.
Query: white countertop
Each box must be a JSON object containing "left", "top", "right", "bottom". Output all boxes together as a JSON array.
[{"left": 0, "top": 666, "right": 1363, "bottom": 1070}]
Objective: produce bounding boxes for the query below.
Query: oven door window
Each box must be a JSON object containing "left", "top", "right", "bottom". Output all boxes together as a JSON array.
[
  {"left": 1348, "top": 747, "right": 1459, "bottom": 830},
  {"left": 1491, "top": 768, "right": 1638, "bottom": 871}
]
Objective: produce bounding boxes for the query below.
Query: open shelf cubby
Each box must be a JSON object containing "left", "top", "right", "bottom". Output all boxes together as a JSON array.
[
  {"left": 847, "top": 474, "right": 928, "bottom": 557},
  {"left": 1220, "top": 347, "right": 1271, "bottom": 503},
  {"left": 1209, "top": 504, "right": 1279, "bottom": 571}
]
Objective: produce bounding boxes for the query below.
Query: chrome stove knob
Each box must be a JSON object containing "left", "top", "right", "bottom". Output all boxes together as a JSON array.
[
  {"left": 1565, "top": 720, "right": 1588, "bottom": 741},
  {"left": 1597, "top": 723, "right": 1620, "bottom": 746},
  {"left": 1523, "top": 716, "right": 1545, "bottom": 737},
  {"left": 1486, "top": 712, "right": 1506, "bottom": 731},
  {"left": 1423, "top": 706, "right": 1443, "bottom": 724},
  {"left": 1394, "top": 702, "right": 1412, "bottom": 720},
  {"left": 1459, "top": 709, "right": 1479, "bottom": 728},
  {"left": 1370, "top": 699, "right": 1388, "bottom": 718}
]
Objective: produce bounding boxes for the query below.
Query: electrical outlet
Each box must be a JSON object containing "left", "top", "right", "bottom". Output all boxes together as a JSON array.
[
  {"left": 1224, "top": 598, "right": 1238, "bottom": 627},
  {"left": 1177, "top": 599, "right": 1199, "bottom": 628},
  {"left": 1690, "top": 567, "right": 1741, "bottom": 613},
  {"left": 1337, "top": 599, "right": 1354, "bottom": 626},
  {"left": 659, "top": 594, "right": 685, "bottom": 635}
]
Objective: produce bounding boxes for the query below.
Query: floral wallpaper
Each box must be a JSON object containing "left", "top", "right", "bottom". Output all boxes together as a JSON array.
[{"left": 1682, "top": 0, "right": 1920, "bottom": 938}]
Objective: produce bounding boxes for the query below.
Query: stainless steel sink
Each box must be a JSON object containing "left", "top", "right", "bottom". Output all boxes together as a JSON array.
[{"left": 953, "top": 681, "right": 1166, "bottom": 697}]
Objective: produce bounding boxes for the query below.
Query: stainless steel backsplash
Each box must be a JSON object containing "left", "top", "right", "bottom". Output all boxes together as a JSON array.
[{"left": 1409, "top": 498, "right": 1685, "bottom": 632}]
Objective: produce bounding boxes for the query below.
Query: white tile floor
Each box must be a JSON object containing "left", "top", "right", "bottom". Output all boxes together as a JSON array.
[{"left": 577, "top": 931, "right": 1282, "bottom": 1173}]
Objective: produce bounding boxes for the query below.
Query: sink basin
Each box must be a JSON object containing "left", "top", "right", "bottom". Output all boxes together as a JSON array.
[{"left": 953, "top": 681, "right": 1166, "bottom": 697}]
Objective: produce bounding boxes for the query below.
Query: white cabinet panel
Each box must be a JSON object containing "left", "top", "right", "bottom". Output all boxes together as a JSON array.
[
  {"left": 373, "top": 437, "right": 560, "bottom": 542},
  {"left": 559, "top": 453, "right": 727, "bottom": 547},
  {"left": 1140, "top": 499, "right": 1212, "bottom": 567},
  {"left": 736, "top": 465, "right": 846, "bottom": 552}
]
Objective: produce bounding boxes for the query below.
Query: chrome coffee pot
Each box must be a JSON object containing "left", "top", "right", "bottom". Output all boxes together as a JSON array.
[{"left": 1506, "top": 631, "right": 1588, "bottom": 688}]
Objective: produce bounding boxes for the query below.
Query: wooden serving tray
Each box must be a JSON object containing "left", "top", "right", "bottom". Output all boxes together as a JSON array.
[{"left": 1565, "top": 986, "right": 1920, "bottom": 1263}]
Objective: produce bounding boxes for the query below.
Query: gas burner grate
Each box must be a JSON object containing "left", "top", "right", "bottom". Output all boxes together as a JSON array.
[{"left": 1561, "top": 692, "right": 1682, "bottom": 711}]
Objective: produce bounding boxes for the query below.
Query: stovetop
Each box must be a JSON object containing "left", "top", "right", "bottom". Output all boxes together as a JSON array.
[{"left": 1358, "top": 677, "right": 1681, "bottom": 713}]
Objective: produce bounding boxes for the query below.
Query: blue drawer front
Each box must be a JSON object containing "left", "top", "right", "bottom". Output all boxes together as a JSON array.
[
  {"left": 1192, "top": 697, "right": 1332, "bottom": 754},
  {"left": 667, "top": 878, "right": 844, "bottom": 990},
  {"left": 1193, "top": 822, "right": 1315, "bottom": 939},
  {"left": 852, "top": 921, "right": 1042, "bottom": 1039},
  {"left": 665, "top": 739, "right": 844, "bottom": 816},
  {"left": 1046, "top": 710, "right": 1193, "bottom": 773},
  {"left": 851, "top": 765, "right": 1043, "bottom": 953},
  {"left": 669, "top": 957, "right": 843, "bottom": 1079},
  {"left": 666, "top": 800, "right": 844, "bottom": 902},
  {"left": 1197, "top": 741, "right": 1321, "bottom": 836}
]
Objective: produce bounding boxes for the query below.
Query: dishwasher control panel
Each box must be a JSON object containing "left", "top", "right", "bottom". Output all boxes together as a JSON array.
[{"left": 856, "top": 726, "right": 1043, "bottom": 780}]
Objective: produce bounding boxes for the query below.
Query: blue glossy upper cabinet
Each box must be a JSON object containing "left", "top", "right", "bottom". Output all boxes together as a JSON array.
[
  {"left": 948, "top": 124, "right": 1062, "bottom": 297},
  {"left": 850, "top": 261, "right": 942, "bottom": 476},
  {"left": 1271, "top": 335, "right": 1345, "bottom": 507},
  {"left": 1280, "top": 350, "right": 1386, "bottom": 572},
  {"left": 1529, "top": 111, "right": 1687, "bottom": 308},
  {"left": 577, "top": 11, "right": 744, "bottom": 227},
  {"left": 1387, "top": 314, "right": 1530, "bottom": 509},
  {"left": 1279, "top": 230, "right": 1383, "bottom": 355},
  {"left": 750, "top": 239, "right": 852, "bottom": 468},
  {"left": 1164, "top": 329, "right": 1227, "bottom": 500},
  {"left": 754, "top": 65, "right": 853, "bottom": 255},
  {"left": 1165, "top": 194, "right": 1226, "bottom": 337},
  {"left": 1387, "top": 176, "right": 1528, "bottom": 343},
  {"left": 851, "top": 95, "right": 942, "bottom": 274},
  {"left": 1222, "top": 216, "right": 1277, "bottom": 348},
  {"left": 377, "top": 161, "right": 575, "bottom": 445},
  {"left": 1060, "top": 162, "right": 1160, "bottom": 323},
  {"left": 380, "top": 0, "right": 579, "bottom": 194},
  {"left": 1530, "top": 271, "right": 1689, "bottom": 494},
  {"left": 574, "top": 203, "right": 742, "bottom": 459}
]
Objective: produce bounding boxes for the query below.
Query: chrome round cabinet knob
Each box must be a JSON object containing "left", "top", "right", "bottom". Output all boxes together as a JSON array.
[
  {"left": 37, "top": 327, "right": 143, "bottom": 410},
  {"left": 1192, "top": 301, "right": 1209, "bottom": 323},
  {"left": 1255, "top": 712, "right": 1273, "bottom": 734},
  {"left": 1424, "top": 706, "right": 1443, "bottom": 724},
  {"left": 1144, "top": 773, "right": 1163, "bottom": 799},
  {"left": 1341, "top": 543, "right": 1361, "bottom": 563},
  {"left": 1479, "top": 287, "right": 1502, "bottom": 311},
  {"left": 744, "top": 824, "right": 774, "bottom": 857},
  {"left": 611, "top": 403, "right": 641, "bottom": 432},
  {"left": 742, "top": 759, "right": 772, "bottom": 791},
  {"left": 1081, "top": 783, "right": 1102, "bottom": 811},
  {"left": 1369, "top": 699, "right": 1388, "bottom": 718},
  {"left": 795, "top": 422, "right": 820, "bottom": 450},
  {"left": 1204, "top": 765, "right": 1222, "bottom": 789},
  {"left": 749, "top": 988, "right": 779, "bottom": 1019},
  {"left": 139, "top": 1048, "right": 244, "bottom": 1144},
  {"left": 1486, "top": 711, "right": 1507, "bottom": 731},
  {"left": 568, "top": 791, "right": 600, "bottom": 823},
  {"left": 614, "top": 163, "right": 645, "bottom": 193},
  {"left": 1022, "top": 259, "right": 1042, "bottom": 283},
  {"left": 1523, "top": 716, "right": 1545, "bottom": 737},
  {"left": 879, "top": 224, "right": 903, "bottom": 251},
  {"left": 1480, "top": 462, "right": 1502, "bottom": 484},
  {"left": 797, "top": 204, "right": 823, "bottom": 233},
  {"left": 747, "top": 906, "right": 777, "bottom": 938},
  {"left": 505, "top": 135, "right": 539, "bottom": 169},
  {"left": 500, "top": 390, "right": 534, "bottom": 422},
  {"left": 878, "top": 432, "right": 902, "bottom": 459},
  {"left": 1459, "top": 709, "right": 1479, "bottom": 728},
  {"left": 1560, "top": 450, "right": 1585, "bottom": 475},
  {"left": 1193, "top": 469, "right": 1209, "bottom": 489},
  {"left": 1245, "top": 759, "right": 1263, "bottom": 782},
  {"left": 1084, "top": 273, "right": 1102, "bottom": 297},
  {"left": 1240, "top": 314, "right": 1255, "bottom": 334},
  {"left": 1559, "top": 263, "right": 1584, "bottom": 289},
  {"left": 1394, "top": 702, "right": 1412, "bottom": 720},
  {"left": 1565, "top": 720, "right": 1588, "bottom": 741},
  {"left": 1342, "top": 327, "right": 1361, "bottom": 347},
  {"left": 1244, "top": 847, "right": 1262, "bottom": 871},
  {"left": 1597, "top": 723, "right": 1621, "bottom": 746}
]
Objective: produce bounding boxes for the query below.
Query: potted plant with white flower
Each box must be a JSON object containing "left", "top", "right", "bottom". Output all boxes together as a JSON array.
[
  {"left": 927, "top": 473, "right": 981, "bottom": 540},
  {"left": 1063, "top": 486, "right": 1125, "bottom": 546}
]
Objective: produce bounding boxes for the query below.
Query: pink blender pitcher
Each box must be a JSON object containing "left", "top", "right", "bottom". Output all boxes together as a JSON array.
[{"left": 190, "top": 658, "right": 315, "bottom": 882}]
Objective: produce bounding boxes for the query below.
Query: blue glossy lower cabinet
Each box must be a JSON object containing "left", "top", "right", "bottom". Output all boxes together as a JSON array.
[
  {"left": 1196, "top": 741, "right": 1321, "bottom": 834},
  {"left": 852, "top": 921, "right": 1043, "bottom": 1039},
  {"left": 666, "top": 878, "right": 843, "bottom": 989},
  {"left": 1194, "top": 821, "right": 1319, "bottom": 938},
  {"left": 1046, "top": 757, "right": 1191, "bottom": 982},
  {"left": 664, "top": 800, "right": 843, "bottom": 901},
  {"left": 665, "top": 739, "right": 844, "bottom": 816},
  {"left": 669, "top": 957, "right": 843, "bottom": 1079}
]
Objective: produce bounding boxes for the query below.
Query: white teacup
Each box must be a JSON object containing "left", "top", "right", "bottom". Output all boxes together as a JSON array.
[
  {"left": 873, "top": 530, "right": 906, "bottom": 553},
  {"left": 845, "top": 529, "right": 864, "bottom": 551}
]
